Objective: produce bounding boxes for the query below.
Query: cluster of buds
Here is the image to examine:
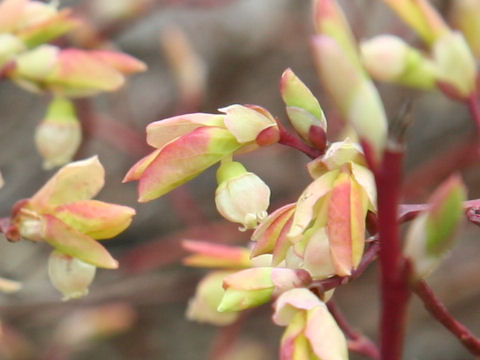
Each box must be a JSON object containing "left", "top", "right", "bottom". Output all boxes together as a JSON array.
[
  {"left": 360, "top": 0, "right": 478, "bottom": 99},
  {"left": 124, "top": 104, "right": 279, "bottom": 202},
  {"left": 252, "top": 139, "right": 376, "bottom": 279},
  {"left": 0, "top": 0, "right": 146, "bottom": 167},
  {"left": 10, "top": 156, "right": 135, "bottom": 299},
  {"left": 311, "top": 0, "right": 388, "bottom": 164},
  {"left": 183, "top": 240, "right": 312, "bottom": 325}
]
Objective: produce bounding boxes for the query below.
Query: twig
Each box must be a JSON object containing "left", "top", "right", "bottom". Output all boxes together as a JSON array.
[
  {"left": 412, "top": 280, "right": 480, "bottom": 356},
  {"left": 277, "top": 121, "right": 324, "bottom": 159},
  {"left": 327, "top": 301, "right": 379, "bottom": 360}
]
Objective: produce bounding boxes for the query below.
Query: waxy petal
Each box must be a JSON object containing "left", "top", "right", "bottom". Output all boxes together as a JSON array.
[
  {"left": 288, "top": 170, "right": 339, "bottom": 240},
  {"left": 43, "top": 215, "right": 118, "bottom": 269},
  {"left": 305, "top": 304, "right": 348, "bottom": 360},
  {"left": 220, "top": 104, "right": 277, "bottom": 143},
  {"left": 307, "top": 139, "right": 365, "bottom": 178},
  {"left": 279, "top": 311, "right": 308, "bottom": 360},
  {"left": 54, "top": 200, "right": 135, "bottom": 240},
  {"left": 30, "top": 156, "right": 104, "bottom": 210},
  {"left": 273, "top": 288, "right": 321, "bottom": 326},
  {"left": 251, "top": 203, "right": 296, "bottom": 258},
  {"left": 138, "top": 127, "right": 242, "bottom": 202},
  {"left": 146, "top": 113, "right": 225, "bottom": 149},
  {"left": 303, "top": 227, "right": 336, "bottom": 279}
]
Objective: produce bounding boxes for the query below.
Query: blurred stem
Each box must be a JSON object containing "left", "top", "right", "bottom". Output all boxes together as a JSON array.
[
  {"left": 467, "top": 93, "right": 480, "bottom": 135},
  {"left": 277, "top": 121, "right": 324, "bottom": 159},
  {"left": 327, "top": 301, "right": 379, "bottom": 360},
  {"left": 412, "top": 280, "right": 480, "bottom": 356},
  {"left": 375, "top": 148, "right": 410, "bottom": 360}
]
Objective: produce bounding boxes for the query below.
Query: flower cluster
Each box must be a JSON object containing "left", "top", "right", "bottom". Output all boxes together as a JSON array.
[
  {"left": 0, "top": 0, "right": 146, "bottom": 168},
  {"left": 11, "top": 156, "right": 135, "bottom": 299}
]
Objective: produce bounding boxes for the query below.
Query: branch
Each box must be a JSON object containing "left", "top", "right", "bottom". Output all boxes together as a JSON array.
[
  {"left": 277, "top": 121, "right": 324, "bottom": 159},
  {"left": 374, "top": 147, "right": 411, "bottom": 360},
  {"left": 327, "top": 301, "right": 379, "bottom": 360},
  {"left": 412, "top": 280, "right": 480, "bottom": 356}
]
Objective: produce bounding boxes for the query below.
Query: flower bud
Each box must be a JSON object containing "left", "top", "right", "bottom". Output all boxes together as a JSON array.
[
  {"left": 433, "top": 31, "right": 477, "bottom": 98},
  {"left": 360, "top": 34, "right": 437, "bottom": 89},
  {"left": 186, "top": 271, "right": 239, "bottom": 326},
  {"left": 35, "top": 97, "right": 81, "bottom": 169},
  {"left": 450, "top": 0, "right": 480, "bottom": 59},
  {"left": 215, "top": 161, "right": 270, "bottom": 230},
  {"left": 0, "top": 33, "right": 25, "bottom": 68},
  {"left": 280, "top": 68, "right": 327, "bottom": 147},
  {"left": 48, "top": 250, "right": 96, "bottom": 301},
  {"left": 404, "top": 175, "right": 466, "bottom": 279},
  {"left": 13, "top": 44, "right": 59, "bottom": 92},
  {"left": 217, "top": 267, "right": 312, "bottom": 312}
]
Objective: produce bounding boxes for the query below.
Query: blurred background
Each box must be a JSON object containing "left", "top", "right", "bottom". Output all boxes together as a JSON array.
[{"left": 0, "top": 0, "right": 479, "bottom": 359}]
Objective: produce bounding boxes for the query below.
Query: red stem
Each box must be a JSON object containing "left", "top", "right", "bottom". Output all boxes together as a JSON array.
[
  {"left": 413, "top": 280, "right": 480, "bottom": 356},
  {"left": 277, "top": 121, "right": 324, "bottom": 159},
  {"left": 375, "top": 149, "right": 410, "bottom": 360},
  {"left": 327, "top": 301, "right": 380, "bottom": 360}
]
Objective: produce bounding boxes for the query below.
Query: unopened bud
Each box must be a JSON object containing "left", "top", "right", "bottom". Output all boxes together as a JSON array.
[
  {"left": 0, "top": 34, "right": 25, "bottom": 68},
  {"left": 48, "top": 250, "right": 96, "bottom": 301},
  {"left": 215, "top": 161, "right": 270, "bottom": 230},
  {"left": 361, "top": 34, "right": 437, "bottom": 89},
  {"left": 35, "top": 98, "right": 81, "bottom": 169}
]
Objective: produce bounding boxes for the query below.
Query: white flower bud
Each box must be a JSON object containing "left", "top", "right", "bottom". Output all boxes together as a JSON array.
[{"left": 48, "top": 250, "right": 96, "bottom": 301}]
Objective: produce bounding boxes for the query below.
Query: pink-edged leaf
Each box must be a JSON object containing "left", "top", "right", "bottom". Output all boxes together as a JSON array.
[
  {"left": 182, "top": 240, "right": 251, "bottom": 268},
  {"left": 288, "top": 170, "right": 338, "bottom": 240},
  {"left": 251, "top": 203, "right": 295, "bottom": 258},
  {"left": 54, "top": 200, "right": 135, "bottom": 240},
  {"left": 223, "top": 268, "right": 273, "bottom": 291},
  {"left": 304, "top": 304, "right": 348, "bottom": 360},
  {"left": 138, "top": 126, "right": 242, "bottom": 202},
  {"left": 146, "top": 113, "right": 225, "bottom": 149},
  {"left": 19, "top": 9, "right": 78, "bottom": 48},
  {"left": 30, "top": 156, "right": 105, "bottom": 210},
  {"left": 327, "top": 171, "right": 353, "bottom": 276},
  {"left": 43, "top": 214, "right": 118, "bottom": 269},
  {"left": 89, "top": 50, "right": 147, "bottom": 74},
  {"left": 46, "top": 48, "right": 124, "bottom": 96},
  {"left": 123, "top": 149, "right": 161, "bottom": 182}
]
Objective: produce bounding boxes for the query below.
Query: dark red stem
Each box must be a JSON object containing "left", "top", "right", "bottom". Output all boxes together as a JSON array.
[
  {"left": 375, "top": 149, "right": 410, "bottom": 360},
  {"left": 327, "top": 301, "right": 380, "bottom": 360},
  {"left": 413, "top": 280, "right": 480, "bottom": 356},
  {"left": 277, "top": 121, "right": 324, "bottom": 159}
]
